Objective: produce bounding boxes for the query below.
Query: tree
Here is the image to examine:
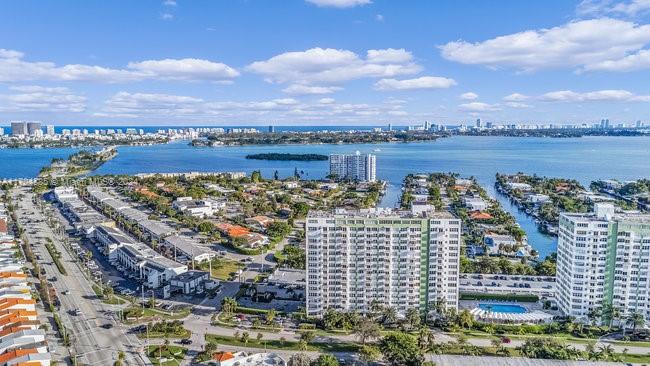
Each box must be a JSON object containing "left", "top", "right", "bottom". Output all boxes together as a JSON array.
[
  {"left": 265, "top": 308, "right": 277, "bottom": 324},
  {"left": 457, "top": 309, "right": 474, "bottom": 329},
  {"left": 241, "top": 331, "right": 250, "bottom": 345},
  {"left": 222, "top": 297, "right": 238, "bottom": 315},
  {"left": 381, "top": 306, "right": 397, "bottom": 326},
  {"left": 299, "top": 331, "right": 315, "bottom": 343},
  {"left": 405, "top": 308, "right": 421, "bottom": 330},
  {"left": 359, "top": 345, "right": 381, "bottom": 365},
  {"left": 288, "top": 353, "right": 311, "bottom": 366},
  {"left": 587, "top": 307, "right": 602, "bottom": 327},
  {"left": 417, "top": 326, "right": 435, "bottom": 351},
  {"left": 310, "top": 354, "right": 339, "bottom": 366},
  {"left": 379, "top": 333, "right": 424, "bottom": 366},
  {"left": 626, "top": 311, "right": 645, "bottom": 336},
  {"left": 354, "top": 317, "right": 382, "bottom": 344}
]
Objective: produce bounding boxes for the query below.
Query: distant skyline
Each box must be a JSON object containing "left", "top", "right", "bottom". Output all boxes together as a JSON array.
[{"left": 1, "top": 0, "right": 650, "bottom": 126}]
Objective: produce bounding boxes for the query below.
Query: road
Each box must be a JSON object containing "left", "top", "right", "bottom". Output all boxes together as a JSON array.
[{"left": 13, "top": 186, "right": 149, "bottom": 366}]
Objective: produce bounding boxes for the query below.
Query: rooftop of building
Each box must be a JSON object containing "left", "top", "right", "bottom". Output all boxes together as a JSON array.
[{"left": 308, "top": 207, "right": 456, "bottom": 220}]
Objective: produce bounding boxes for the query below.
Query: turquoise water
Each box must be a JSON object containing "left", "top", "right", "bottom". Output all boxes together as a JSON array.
[
  {"left": 478, "top": 303, "right": 528, "bottom": 314},
  {"left": 3, "top": 135, "right": 650, "bottom": 257}
]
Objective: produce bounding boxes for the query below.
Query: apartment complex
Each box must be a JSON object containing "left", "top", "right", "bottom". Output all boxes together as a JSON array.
[
  {"left": 556, "top": 203, "right": 650, "bottom": 323},
  {"left": 329, "top": 152, "right": 376, "bottom": 182},
  {"left": 305, "top": 208, "right": 461, "bottom": 318}
]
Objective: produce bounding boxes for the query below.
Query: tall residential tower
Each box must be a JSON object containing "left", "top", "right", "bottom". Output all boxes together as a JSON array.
[
  {"left": 556, "top": 203, "right": 650, "bottom": 323},
  {"left": 329, "top": 151, "right": 376, "bottom": 182},
  {"left": 305, "top": 208, "right": 461, "bottom": 318}
]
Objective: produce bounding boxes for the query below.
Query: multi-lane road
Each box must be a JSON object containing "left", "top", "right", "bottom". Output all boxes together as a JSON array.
[{"left": 13, "top": 187, "right": 149, "bottom": 366}]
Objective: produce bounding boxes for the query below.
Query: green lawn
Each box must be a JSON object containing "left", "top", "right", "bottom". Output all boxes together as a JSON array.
[
  {"left": 205, "top": 334, "right": 359, "bottom": 353},
  {"left": 137, "top": 329, "right": 191, "bottom": 339},
  {"left": 198, "top": 258, "right": 244, "bottom": 280},
  {"left": 147, "top": 345, "right": 186, "bottom": 366}
]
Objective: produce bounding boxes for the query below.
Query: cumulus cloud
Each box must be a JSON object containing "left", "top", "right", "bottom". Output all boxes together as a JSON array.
[
  {"left": 577, "top": 0, "right": 650, "bottom": 16},
  {"left": 439, "top": 18, "right": 650, "bottom": 72},
  {"left": 503, "top": 93, "right": 529, "bottom": 102},
  {"left": 0, "top": 48, "right": 239, "bottom": 83},
  {"left": 0, "top": 85, "right": 86, "bottom": 112},
  {"left": 460, "top": 92, "right": 478, "bottom": 100},
  {"left": 305, "top": 0, "right": 371, "bottom": 8},
  {"left": 96, "top": 91, "right": 409, "bottom": 123},
  {"left": 247, "top": 47, "right": 421, "bottom": 87},
  {"left": 538, "top": 89, "right": 650, "bottom": 102},
  {"left": 458, "top": 102, "right": 501, "bottom": 112},
  {"left": 99, "top": 92, "right": 303, "bottom": 118},
  {"left": 127, "top": 58, "right": 239, "bottom": 81},
  {"left": 374, "top": 76, "right": 456, "bottom": 91},
  {"left": 583, "top": 49, "right": 650, "bottom": 71},
  {"left": 282, "top": 84, "right": 342, "bottom": 95},
  {"left": 505, "top": 102, "right": 532, "bottom": 108}
]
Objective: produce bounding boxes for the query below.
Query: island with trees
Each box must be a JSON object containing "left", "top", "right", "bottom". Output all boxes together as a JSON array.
[{"left": 245, "top": 153, "right": 328, "bottom": 161}]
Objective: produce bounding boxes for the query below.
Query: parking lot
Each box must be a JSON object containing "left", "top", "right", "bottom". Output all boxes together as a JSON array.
[{"left": 460, "top": 273, "right": 555, "bottom": 298}]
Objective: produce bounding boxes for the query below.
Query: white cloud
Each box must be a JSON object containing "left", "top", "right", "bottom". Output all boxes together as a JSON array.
[
  {"left": 505, "top": 102, "right": 532, "bottom": 108},
  {"left": 163, "top": 0, "right": 177, "bottom": 6},
  {"left": 584, "top": 49, "right": 650, "bottom": 71},
  {"left": 375, "top": 14, "right": 384, "bottom": 22},
  {"left": 0, "top": 85, "right": 86, "bottom": 112},
  {"left": 439, "top": 18, "right": 650, "bottom": 72},
  {"left": 305, "top": 0, "right": 371, "bottom": 8},
  {"left": 0, "top": 49, "right": 239, "bottom": 83},
  {"left": 99, "top": 92, "right": 301, "bottom": 118},
  {"left": 458, "top": 102, "right": 501, "bottom": 112},
  {"left": 577, "top": 0, "right": 650, "bottom": 16},
  {"left": 161, "top": 13, "right": 174, "bottom": 20},
  {"left": 318, "top": 98, "right": 336, "bottom": 104},
  {"left": 460, "top": 92, "right": 478, "bottom": 100},
  {"left": 128, "top": 58, "right": 239, "bottom": 81},
  {"left": 282, "top": 84, "right": 341, "bottom": 95},
  {"left": 247, "top": 47, "right": 421, "bottom": 86},
  {"left": 503, "top": 93, "right": 529, "bottom": 102},
  {"left": 538, "top": 89, "right": 650, "bottom": 102},
  {"left": 374, "top": 76, "right": 456, "bottom": 91}
]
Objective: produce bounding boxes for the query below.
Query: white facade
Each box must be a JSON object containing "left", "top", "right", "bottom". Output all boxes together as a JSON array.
[
  {"left": 305, "top": 208, "right": 460, "bottom": 318},
  {"left": 329, "top": 152, "right": 376, "bottom": 182},
  {"left": 556, "top": 203, "right": 650, "bottom": 324}
]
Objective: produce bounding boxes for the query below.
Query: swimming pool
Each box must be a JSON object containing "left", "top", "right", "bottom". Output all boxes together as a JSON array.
[{"left": 478, "top": 303, "right": 528, "bottom": 314}]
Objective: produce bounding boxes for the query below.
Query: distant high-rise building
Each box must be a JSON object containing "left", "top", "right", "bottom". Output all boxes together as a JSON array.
[
  {"left": 10, "top": 121, "right": 27, "bottom": 136},
  {"left": 636, "top": 120, "right": 643, "bottom": 128},
  {"left": 475, "top": 118, "right": 482, "bottom": 128},
  {"left": 306, "top": 208, "right": 461, "bottom": 318},
  {"left": 46, "top": 125, "right": 55, "bottom": 136},
  {"left": 268, "top": 125, "right": 275, "bottom": 133},
  {"left": 0, "top": 127, "right": 5, "bottom": 136},
  {"left": 388, "top": 123, "right": 392, "bottom": 131},
  {"left": 424, "top": 121, "right": 430, "bottom": 130},
  {"left": 486, "top": 122, "right": 493, "bottom": 129},
  {"left": 329, "top": 151, "right": 376, "bottom": 182},
  {"left": 27, "top": 122, "right": 41, "bottom": 136}
]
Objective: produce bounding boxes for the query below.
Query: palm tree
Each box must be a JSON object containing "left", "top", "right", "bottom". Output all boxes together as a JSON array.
[
  {"left": 625, "top": 311, "right": 645, "bottom": 336},
  {"left": 381, "top": 306, "right": 397, "bottom": 326},
  {"left": 587, "top": 307, "right": 602, "bottom": 327}
]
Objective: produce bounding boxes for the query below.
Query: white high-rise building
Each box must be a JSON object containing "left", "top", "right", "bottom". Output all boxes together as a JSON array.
[
  {"left": 328, "top": 151, "right": 376, "bottom": 182},
  {"left": 556, "top": 203, "right": 650, "bottom": 324},
  {"left": 46, "top": 125, "right": 55, "bottom": 136},
  {"left": 305, "top": 208, "right": 461, "bottom": 318}
]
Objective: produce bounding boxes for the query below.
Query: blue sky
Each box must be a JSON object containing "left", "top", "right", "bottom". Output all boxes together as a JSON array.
[{"left": 1, "top": 0, "right": 650, "bottom": 126}]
